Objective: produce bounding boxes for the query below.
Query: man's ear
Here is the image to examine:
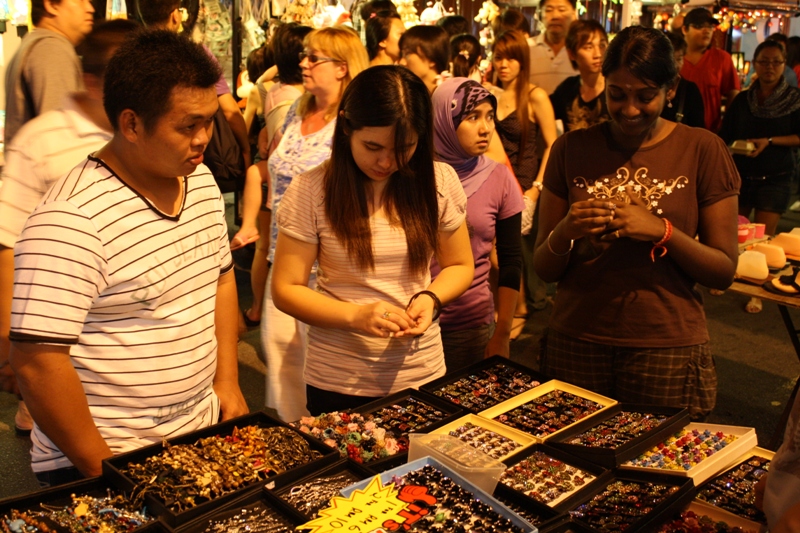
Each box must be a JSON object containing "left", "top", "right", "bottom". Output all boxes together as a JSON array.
[
  {"left": 169, "top": 8, "right": 182, "bottom": 31},
  {"left": 43, "top": 0, "right": 60, "bottom": 18},
  {"left": 118, "top": 109, "right": 142, "bottom": 143}
]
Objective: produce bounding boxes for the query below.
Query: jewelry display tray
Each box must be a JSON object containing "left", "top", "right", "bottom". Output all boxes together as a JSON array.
[
  {"left": 101, "top": 411, "right": 340, "bottom": 529},
  {"left": 428, "top": 413, "right": 538, "bottom": 461},
  {"left": 322, "top": 387, "right": 464, "bottom": 474},
  {"left": 566, "top": 470, "right": 696, "bottom": 533},
  {"left": 420, "top": 355, "right": 550, "bottom": 414},
  {"left": 495, "top": 443, "right": 612, "bottom": 513},
  {"left": 617, "top": 422, "right": 758, "bottom": 485},
  {"left": 478, "top": 380, "right": 618, "bottom": 444},
  {"left": 0, "top": 476, "right": 168, "bottom": 532},
  {"left": 545, "top": 403, "right": 691, "bottom": 469},
  {"left": 692, "top": 446, "right": 774, "bottom": 533},
  {"left": 340, "top": 455, "right": 537, "bottom": 532}
]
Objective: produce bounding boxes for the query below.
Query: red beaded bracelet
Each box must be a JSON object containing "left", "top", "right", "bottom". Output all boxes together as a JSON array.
[{"left": 650, "top": 218, "right": 672, "bottom": 262}]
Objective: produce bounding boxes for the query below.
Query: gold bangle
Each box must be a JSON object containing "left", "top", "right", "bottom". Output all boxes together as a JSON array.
[{"left": 547, "top": 230, "right": 573, "bottom": 256}]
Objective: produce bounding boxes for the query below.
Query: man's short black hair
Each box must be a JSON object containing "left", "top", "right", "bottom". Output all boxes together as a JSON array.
[
  {"left": 135, "top": 0, "right": 181, "bottom": 27},
  {"left": 104, "top": 29, "right": 221, "bottom": 131},
  {"left": 437, "top": 15, "right": 469, "bottom": 37},
  {"left": 31, "top": 0, "right": 54, "bottom": 26},
  {"left": 77, "top": 19, "right": 140, "bottom": 78}
]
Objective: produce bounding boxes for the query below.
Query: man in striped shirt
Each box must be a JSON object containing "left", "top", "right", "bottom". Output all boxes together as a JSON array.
[{"left": 8, "top": 29, "right": 248, "bottom": 487}]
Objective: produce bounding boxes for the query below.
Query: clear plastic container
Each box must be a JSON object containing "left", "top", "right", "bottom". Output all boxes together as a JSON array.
[{"left": 408, "top": 433, "right": 506, "bottom": 493}]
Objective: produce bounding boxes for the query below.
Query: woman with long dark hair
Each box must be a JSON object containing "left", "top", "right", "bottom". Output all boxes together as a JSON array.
[
  {"left": 534, "top": 26, "right": 739, "bottom": 420},
  {"left": 366, "top": 10, "right": 405, "bottom": 66},
  {"left": 271, "top": 66, "right": 474, "bottom": 414}
]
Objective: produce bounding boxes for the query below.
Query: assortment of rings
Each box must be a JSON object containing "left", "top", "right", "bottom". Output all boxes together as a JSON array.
[
  {"left": 624, "top": 429, "right": 738, "bottom": 471},
  {"left": 658, "top": 510, "right": 754, "bottom": 533},
  {"left": 697, "top": 456, "right": 770, "bottom": 523},
  {"left": 122, "top": 425, "right": 323, "bottom": 511},
  {"left": 430, "top": 363, "right": 542, "bottom": 411},
  {"left": 203, "top": 505, "right": 293, "bottom": 533},
  {"left": 493, "top": 495, "right": 552, "bottom": 528},
  {"left": 281, "top": 473, "right": 359, "bottom": 518},
  {"left": 447, "top": 422, "right": 521, "bottom": 459},
  {"left": 494, "top": 390, "right": 604, "bottom": 438},
  {"left": 396, "top": 465, "right": 526, "bottom": 532},
  {"left": 570, "top": 480, "right": 681, "bottom": 532},
  {"left": 499, "top": 451, "right": 595, "bottom": 505},
  {"left": 370, "top": 398, "right": 447, "bottom": 436},
  {"left": 567, "top": 411, "right": 669, "bottom": 449}
]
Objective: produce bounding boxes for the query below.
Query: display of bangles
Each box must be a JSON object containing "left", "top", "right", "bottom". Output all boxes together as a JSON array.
[
  {"left": 395, "top": 465, "right": 527, "bottom": 532},
  {"left": 499, "top": 451, "right": 595, "bottom": 505},
  {"left": 430, "top": 363, "right": 542, "bottom": 410},
  {"left": 696, "top": 455, "right": 770, "bottom": 523},
  {"left": 202, "top": 505, "right": 293, "bottom": 533},
  {"left": 447, "top": 422, "right": 522, "bottom": 459},
  {"left": 658, "top": 510, "right": 755, "bottom": 533},
  {"left": 570, "top": 480, "right": 680, "bottom": 532},
  {"left": 493, "top": 390, "right": 604, "bottom": 438},
  {"left": 122, "top": 425, "right": 323, "bottom": 511},
  {"left": 567, "top": 411, "right": 669, "bottom": 449},
  {"left": 281, "top": 472, "right": 360, "bottom": 518},
  {"left": 624, "top": 428, "right": 738, "bottom": 471}
]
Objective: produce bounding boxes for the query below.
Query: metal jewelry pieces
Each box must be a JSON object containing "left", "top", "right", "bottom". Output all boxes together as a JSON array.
[
  {"left": 697, "top": 455, "right": 771, "bottom": 523},
  {"left": 493, "top": 390, "right": 604, "bottom": 438},
  {"left": 293, "top": 411, "right": 406, "bottom": 464},
  {"left": 122, "top": 425, "right": 323, "bottom": 512},
  {"left": 500, "top": 451, "right": 595, "bottom": 505},
  {"left": 657, "top": 509, "right": 752, "bottom": 533},
  {"left": 431, "top": 363, "right": 541, "bottom": 411},
  {"left": 382, "top": 311, "right": 391, "bottom": 319},
  {"left": 2, "top": 510, "right": 51, "bottom": 533},
  {"left": 447, "top": 422, "right": 522, "bottom": 459},
  {"left": 282, "top": 473, "right": 359, "bottom": 518},
  {"left": 567, "top": 411, "right": 669, "bottom": 449},
  {"left": 394, "top": 465, "right": 527, "bottom": 532},
  {"left": 38, "top": 490, "right": 151, "bottom": 533},
  {"left": 570, "top": 480, "right": 680, "bottom": 532},
  {"left": 624, "top": 428, "right": 738, "bottom": 471},
  {"left": 202, "top": 506, "right": 293, "bottom": 533}
]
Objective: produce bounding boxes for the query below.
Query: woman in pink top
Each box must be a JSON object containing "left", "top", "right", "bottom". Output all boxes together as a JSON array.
[{"left": 271, "top": 66, "right": 474, "bottom": 414}]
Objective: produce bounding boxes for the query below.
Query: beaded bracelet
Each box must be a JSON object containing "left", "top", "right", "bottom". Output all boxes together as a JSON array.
[
  {"left": 407, "top": 290, "right": 442, "bottom": 321},
  {"left": 651, "top": 218, "right": 673, "bottom": 262}
]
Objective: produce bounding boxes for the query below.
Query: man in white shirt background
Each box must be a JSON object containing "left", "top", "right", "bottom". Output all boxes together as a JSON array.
[{"left": 529, "top": 0, "right": 578, "bottom": 95}]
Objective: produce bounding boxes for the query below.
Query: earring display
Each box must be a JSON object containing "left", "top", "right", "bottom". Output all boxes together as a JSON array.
[
  {"left": 499, "top": 451, "right": 595, "bottom": 505},
  {"left": 570, "top": 480, "right": 680, "bottom": 532},
  {"left": 493, "top": 390, "right": 604, "bottom": 438},
  {"left": 428, "top": 362, "right": 543, "bottom": 411},
  {"left": 696, "top": 455, "right": 770, "bottom": 524},
  {"left": 203, "top": 505, "right": 294, "bottom": 533}
]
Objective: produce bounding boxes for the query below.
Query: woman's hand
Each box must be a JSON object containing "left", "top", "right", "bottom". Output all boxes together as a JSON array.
[
  {"left": 402, "top": 293, "right": 436, "bottom": 337},
  {"left": 352, "top": 302, "right": 414, "bottom": 338},
  {"left": 747, "top": 137, "right": 769, "bottom": 158},
  {"left": 230, "top": 226, "right": 260, "bottom": 250},
  {"left": 558, "top": 199, "right": 617, "bottom": 241},
  {"left": 601, "top": 186, "right": 665, "bottom": 242}
]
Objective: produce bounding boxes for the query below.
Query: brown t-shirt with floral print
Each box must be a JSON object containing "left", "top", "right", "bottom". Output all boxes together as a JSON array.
[{"left": 543, "top": 122, "right": 740, "bottom": 348}]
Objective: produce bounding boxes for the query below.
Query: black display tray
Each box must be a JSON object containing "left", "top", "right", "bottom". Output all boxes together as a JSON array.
[
  {"left": 546, "top": 403, "right": 691, "bottom": 469},
  {"left": 493, "top": 483, "right": 565, "bottom": 532},
  {"left": 172, "top": 485, "right": 301, "bottom": 533},
  {"left": 264, "top": 458, "right": 374, "bottom": 522},
  {"left": 695, "top": 451, "right": 771, "bottom": 526},
  {"left": 498, "top": 443, "right": 613, "bottom": 513},
  {"left": 102, "top": 411, "right": 339, "bottom": 529},
  {"left": 420, "top": 355, "right": 550, "bottom": 414},
  {"left": 539, "top": 516, "right": 601, "bottom": 533},
  {"left": 567, "top": 470, "right": 696, "bottom": 533},
  {"left": 0, "top": 477, "right": 165, "bottom": 532}
]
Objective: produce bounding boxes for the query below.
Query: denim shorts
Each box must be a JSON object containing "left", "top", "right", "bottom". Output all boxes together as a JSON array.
[{"left": 739, "top": 172, "right": 793, "bottom": 214}]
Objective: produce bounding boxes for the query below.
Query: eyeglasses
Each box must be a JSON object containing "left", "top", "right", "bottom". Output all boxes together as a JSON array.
[
  {"left": 754, "top": 60, "right": 785, "bottom": 67},
  {"left": 299, "top": 51, "right": 343, "bottom": 66}
]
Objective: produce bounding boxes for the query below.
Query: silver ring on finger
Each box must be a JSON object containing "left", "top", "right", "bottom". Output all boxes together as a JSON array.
[
  {"left": 614, "top": 229, "right": 620, "bottom": 239},
  {"left": 382, "top": 310, "right": 391, "bottom": 319}
]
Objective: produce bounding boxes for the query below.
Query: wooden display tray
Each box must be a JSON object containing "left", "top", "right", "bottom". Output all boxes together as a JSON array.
[
  {"left": 478, "top": 380, "right": 618, "bottom": 444},
  {"left": 692, "top": 446, "right": 774, "bottom": 531},
  {"left": 618, "top": 422, "right": 758, "bottom": 485},
  {"left": 546, "top": 403, "right": 691, "bottom": 469},
  {"left": 102, "top": 411, "right": 339, "bottom": 529},
  {"left": 429, "top": 413, "right": 537, "bottom": 461}
]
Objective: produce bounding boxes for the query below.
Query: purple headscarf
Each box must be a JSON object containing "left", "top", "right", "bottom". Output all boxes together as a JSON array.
[{"left": 432, "top": 77, "right": 499, "bottom": 198}]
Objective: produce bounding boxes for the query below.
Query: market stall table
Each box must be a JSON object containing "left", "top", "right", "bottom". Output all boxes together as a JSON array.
[{"left": 729, "top": 279, "right": 800, "bottom": 448}]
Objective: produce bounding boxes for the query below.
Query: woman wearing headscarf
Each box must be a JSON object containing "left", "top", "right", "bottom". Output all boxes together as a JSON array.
[{"left": 432, "top": 78, "right": 524, "bottom": 370}]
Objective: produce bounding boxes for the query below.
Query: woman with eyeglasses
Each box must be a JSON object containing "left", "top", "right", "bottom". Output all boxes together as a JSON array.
[
  {"left": 260, "top": 26, "right": 368, "bottom": 422},
  {"left": 270, "top": 66, "right": 473, "bottom": 414},
  {"left": 534, "top": 26, "right": 739, "bottom": 421}
]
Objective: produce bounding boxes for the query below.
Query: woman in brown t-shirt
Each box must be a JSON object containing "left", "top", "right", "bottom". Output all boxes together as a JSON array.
[{"left": 533, "top": 26, "right": 740, "bottom": 420}]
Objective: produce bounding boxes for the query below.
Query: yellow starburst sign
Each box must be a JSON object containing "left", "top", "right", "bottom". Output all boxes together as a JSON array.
[{"left": 297, "top": 476, "right": 408, "bottom": 533}]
